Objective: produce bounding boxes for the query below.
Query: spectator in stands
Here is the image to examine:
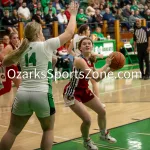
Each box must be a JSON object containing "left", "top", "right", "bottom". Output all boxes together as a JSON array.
[
  {"left": 18, "top": 2, "right": 31, "bottom": 21},
  {"left": 144, "top": 9, "right": 150, "bottom": 28},
  {"left": 2, "top": 10, "right": 18, "bottom": 34},
  {"left": 52, "top": 0, "right": 64, "bottom": 14},
  {"left": 57, "top": 9, "right": 68, "bottom": 34},
  {"left": 85, "top": 6, "right": 96, "bottom": 29},
  {"left": 122, "top": 4, "right": 131, "bottom": 19},
  {"left": 2, "top": 35, "right": 10, "bottom": 48},
  {"left": 64, "top": 4, "right": 71, "bottom": 21},
  {"left": 92, "top": 9, "right": 103, "bottom": 27},
  {"left": 0, "top": 7, "right": 4, "bottom": 19},
  {"left": 91, "top": 0, "right": 100, "bottom": 9},
  {"left": 1, "top": 0, "right": 14, "bottom": 7},
  {"left": 32, "top": 10, "right": 45, "bottom": 25},
  {"left": 115, "top": 8, "right": 130, "bottom": 30},
  {"left": 91, "top": 26, "right": 104, "bottom": 40},
  {"left": 41, "top": 0, "right": 49, "bottom": 10},
  {"left": 76, "top": 8, "right": 88, "bottom": 27},
  {"left": 35, "top": 2, "right": 44, "bottom": 15},
  {"left": 45, "top": 8, "right": 58, "bottom": 24},
  {"left": 134, "top": 9, "right": 143, "bottom": 18},
  {"left": 28, "top": 0, "right": 38, "bottom": 15},
  {"left": 137, "top": 1, "right": 144, "bottom": 13},
  {"left": 56, "top": 45, "right": 74, "bottom": 72},
  {"left": 129, "top": 10, "right": 137, "bottom": 28},
  {"left": 99, "top": 4, "right": 105, "bottom": 15},
  {"left": 103, "top": 8, "right": 116, "bottom": 24},
  {"left": 130, "top": 1, "right": 139, "bottom": 11},
  {"left": 15, "top": 0, "right": 23, "bottom": 9},
  {"left": 0, "top": 43, "right": 4, "bottom": 52},
  {"left": 44, "top": 2, "right": 57, "bottom": 15},
  {"left": 12, "top": 9, "right": 20, "bottom": 26},
  {"left": 45, "top": 8, "right": 58, "bottom": 34},
  {"left": 110, "top": 2, "right": 119, "bottom": 15}
]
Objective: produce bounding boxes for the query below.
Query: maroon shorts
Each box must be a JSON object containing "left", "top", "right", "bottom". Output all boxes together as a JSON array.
[{"left": 64, "top": 86, "right": 95, "bottom": 103}]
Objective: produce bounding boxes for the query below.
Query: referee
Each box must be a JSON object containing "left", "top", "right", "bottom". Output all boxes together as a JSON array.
[{"left": 134, "top": 18, "right": 150, "bottom": 80}]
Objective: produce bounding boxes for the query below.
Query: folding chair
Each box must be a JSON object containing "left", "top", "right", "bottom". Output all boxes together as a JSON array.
[{"left": 123, "top": 42, "right": 138, "bottom": 64}]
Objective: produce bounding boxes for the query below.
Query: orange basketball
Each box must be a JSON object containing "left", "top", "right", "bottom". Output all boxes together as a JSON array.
[{"left": 109, "top": 52, "right": 125, "bottom": 70}]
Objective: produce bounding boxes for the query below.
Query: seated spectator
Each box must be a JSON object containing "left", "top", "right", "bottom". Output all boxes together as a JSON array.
[
  {"left": 134, "top": 9, "right": 143, "bottom": 18},
  {"left": 91, "top": 26, "right": 105, "bottom": 40},
  {"left": 1, "top": 10, "right": 18, "bottom": 34},
  {"left": 52, "top": 0, "right": 64, "bottom": 14},
  {"left": 15, "top": 0, "right": 23, "bottom": 10},
  {"left": 92, "top": 9, "right": 103, "bottom": 27},
  {"left": 44, "top": 2, "right": 57, "bottom": 15},
  {"left": 12, "top": 9, "right": 20, "bottom": 26},
  {"left": 64, "top": 4, "right": 71, "bottom": 21},
  {"left": 45, "top": 8, "right": 58, "bottom": 25},
  {"left": 85, "top": 6, "right": 96, "bottom": 29},
  {"left": 103, "top": 8, "right": 116, "bottom": 24},
  {"left": 0, "top": 43, "right": 4, "bottom": 52},
  {"left": 32, "top": 10, "right": 45, "bottom": 25},
  {"left": 2, "top": 35, "right": 10, "bottom": 48},
  {"left": 35, "top": 2, "right": 44, "bottom": 15},
  {"left": 57, "top": 9, "right": 68, "bottom": 34},
  {"left": 115, "top": 8, "right": 130, "bottom": 30},
  {"left": 18, "top": 2, "right": 31, "bottom": 21},
  {"left": 1, "top": 0, "right": 14, "bottom": 7},
  {"left": 99, "top": 4, "right": 105, "bottom": 16},
  {"left": 56, "top": 45, "right": 73, "bottom": 72},
  {"left": 41, "top": 0, "right": 49, "bottom": 10},
  {"left": 0, "top": 7, "right": 4, "bottom": 19},
  {"left": 130, "top": 1, "right": 139, "bottom": 11},
  {"left": 129, "top": 10, "right": 137, "bottom": 28},
  {"left": 144, "top": 9, "right": 150, "bottom": 28},
  {"left": 76, "top": 8, "right": 88, "bottom": 27},
  {"left": 122, "top": 4, "right": 131, "bottom": 19},
  {"left": 28, "top": 0, "right": 38, "bottom": 15}
]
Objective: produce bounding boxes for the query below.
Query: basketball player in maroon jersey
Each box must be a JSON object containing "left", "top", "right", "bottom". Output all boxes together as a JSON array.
[
  {"left": 63, "top": 37, "right": 117, "bottom": 150},
  {"left": 0, "top": 33, "right": 21, "bottom": 96}
]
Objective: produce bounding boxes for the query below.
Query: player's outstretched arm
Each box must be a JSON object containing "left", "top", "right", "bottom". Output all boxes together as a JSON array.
[{"left": 59, "top": 1, "right": 79, "bottom": 46}]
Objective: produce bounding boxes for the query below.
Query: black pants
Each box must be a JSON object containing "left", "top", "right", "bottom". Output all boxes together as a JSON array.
[{"left": 137, "top": 43, "right": 149, "bottom": 76}]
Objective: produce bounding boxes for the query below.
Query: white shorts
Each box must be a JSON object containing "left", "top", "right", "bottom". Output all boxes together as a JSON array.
[{"left": 12, "top": 90, "right": 55, "bottom": 118}]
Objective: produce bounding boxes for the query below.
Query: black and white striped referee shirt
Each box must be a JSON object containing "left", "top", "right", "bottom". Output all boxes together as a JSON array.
[{"left": 134, "top": 27, "right": 148, "bottom": 44}]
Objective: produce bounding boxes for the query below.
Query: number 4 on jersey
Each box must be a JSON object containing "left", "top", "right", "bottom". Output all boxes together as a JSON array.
[{"left": 25, "top": 52, "right": 36, "bottom": 67}]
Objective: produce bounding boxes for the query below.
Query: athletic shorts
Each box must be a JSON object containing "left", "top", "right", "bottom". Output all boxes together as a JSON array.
[
  {"left": 63, "top": 87, "right": 94, "bottom": 105},
  {"left": 12, "top": 90, "right": 55, "bottom": 118}
]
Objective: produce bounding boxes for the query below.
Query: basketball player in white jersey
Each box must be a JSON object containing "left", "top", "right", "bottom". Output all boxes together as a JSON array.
[
  {"left": 68, "top": 24, "right": 105, "bottom": 108},
  {"left": 0, "top": 2, "right": 79, "bottom": 150}
]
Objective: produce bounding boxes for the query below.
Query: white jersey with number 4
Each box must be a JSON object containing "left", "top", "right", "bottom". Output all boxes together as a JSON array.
[{"left": 18, "top": 37, "right": 60, "bottom": 93}]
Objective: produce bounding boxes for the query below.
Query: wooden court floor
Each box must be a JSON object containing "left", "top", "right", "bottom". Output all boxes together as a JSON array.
[{"left": 0, "top": 69, "right": 150, "bottom": 150}]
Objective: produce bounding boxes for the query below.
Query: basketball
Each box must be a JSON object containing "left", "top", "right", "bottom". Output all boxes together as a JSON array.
[{"left": 109, "top": 52, "right": 125, "bottom": 70}]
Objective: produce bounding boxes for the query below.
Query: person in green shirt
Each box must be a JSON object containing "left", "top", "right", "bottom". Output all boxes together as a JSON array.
[
  {"left": 44, "top": 2, "right": 56, "bottom": 15},
  {"left": 92, "top": 26, "right": 105, "bottom": 40},
  {"left": 76, "top": 8, "right": 88, "bottom": 27}
]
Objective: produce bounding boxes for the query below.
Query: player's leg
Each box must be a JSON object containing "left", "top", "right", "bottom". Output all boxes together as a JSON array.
[
  {"left": 90, "top": 79, "right": 105, "bottom": 108},
  {"left": 0, "top": 113, "right": 31, "bottom": 149},
  {"left": 70, "top": 100, "right": 98, "bottom": 150},
  {"left": 38, "top": 115, "right": 55, "bottom": 150},
  {"left": 85, "top": 95, "right": 117, "bottom": 143},
  {"left": 32, "top": 92, "right": 56, "bottom": 150}
]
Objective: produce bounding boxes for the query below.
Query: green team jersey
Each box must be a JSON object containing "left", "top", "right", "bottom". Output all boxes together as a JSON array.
[{"left": 18, "top": 37, "right": 60, "bottom": 93}]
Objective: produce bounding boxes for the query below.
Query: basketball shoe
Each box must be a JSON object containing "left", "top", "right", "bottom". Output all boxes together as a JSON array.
[
  {"left": 84, "top": 139, "right": 98, "bottom": 150},
  {"left": 100, "top": 130, "right": 117, "bottom": 143}
]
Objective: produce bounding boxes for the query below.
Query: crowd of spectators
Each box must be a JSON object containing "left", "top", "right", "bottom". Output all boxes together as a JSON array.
[{"left": 0, "top": 0, "right": 150, "bottom": 35}]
